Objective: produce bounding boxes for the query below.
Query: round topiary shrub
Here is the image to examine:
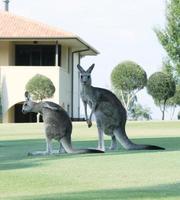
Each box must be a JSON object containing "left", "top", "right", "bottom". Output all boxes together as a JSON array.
[
  {"left": 111, "top": 60, "right": 147, "bottom": 92},
  {"left": 26, "top": 74, "right": 55, "bottom": 101}
]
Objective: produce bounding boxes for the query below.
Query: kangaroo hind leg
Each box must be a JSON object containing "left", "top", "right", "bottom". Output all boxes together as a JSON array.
[
  {"left": 28, "top": 137, "right": 53, "bottom": 156},
  {"left": 97, "top": 127, "right": 105, "bottom": 151},
  {"left": 109, "top": 135, "right": 118, "bottom": 150}
]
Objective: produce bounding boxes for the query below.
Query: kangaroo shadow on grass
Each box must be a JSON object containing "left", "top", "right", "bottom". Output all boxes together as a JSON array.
[
  {"left": 0, "top": 139, "right": 46, "bottom": 170},
  {"left": 0, "top": 137, "right": 180, "bottom": 171},
  {"left": 9, "top": 182, "right": 180, "bottom": 200},
  {"left": 75, "top": 137, "right": 180, "bottom": 156},
  {"left": 0, "top": 138, "right": 104, "bottom": 171}
]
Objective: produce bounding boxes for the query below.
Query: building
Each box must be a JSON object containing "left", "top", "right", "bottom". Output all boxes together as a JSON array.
[{"left": 0, "top": 11, "right": 98, "bottom": 123}]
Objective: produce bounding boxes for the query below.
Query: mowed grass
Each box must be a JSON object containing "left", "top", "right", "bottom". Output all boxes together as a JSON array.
[{"left": 0, "top": 121, "right": 180, "bottom": 200}]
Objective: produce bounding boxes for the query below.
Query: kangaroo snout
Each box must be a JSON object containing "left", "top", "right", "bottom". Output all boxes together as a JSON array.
[
  {"left": 22, "top": 109, "right": 27, "bottom": 114},
  {"left": 82, "top": 81, "right": 87, "bottom": 85}
]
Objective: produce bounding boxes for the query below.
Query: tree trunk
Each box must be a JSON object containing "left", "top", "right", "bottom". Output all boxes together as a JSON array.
[
  {"left": 162, "top": 110, "right": 165, "bottom": 120},
  {"left": 161, "top": 100, "right": 167, "bottom": 120}
]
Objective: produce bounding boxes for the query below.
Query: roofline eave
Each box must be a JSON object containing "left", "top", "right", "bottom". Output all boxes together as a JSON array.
[{"left": 0, "top": 36, "right": 99, "bottom": 55}]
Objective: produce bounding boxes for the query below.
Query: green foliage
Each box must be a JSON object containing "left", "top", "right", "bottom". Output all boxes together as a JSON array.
[
  {"left": 166, "top": 85, "right": 180, "bottom": 119},
  {"left": 178, "top": 111, "right": 180, "bottom": 119},
  {"left": 154, "top": 0, "right": 180, "bottom": 76},
  {"left": 173, "top": 85, "right": 180, "bottom": 106},
  {"left": 167, "top": 84, "right": 180, "bottom": 106},
  {"left": 147, "top": 72, "right": 176, "bottom": 120},
  {"left": 162, "top": 58, "right": 175, "bottom": 78},
  {"left": 129, "top": 103, "right": 152, "bottom": 121},
  {"left": 26, "top": 74, "right": 55, "bottom": 101},
  {"left": 111, "top": 61, "right": 147, "bottom": 112},
  {"left": 162, "top": 60, "right": 180, "bottom": 119},
  {"left": 147, "top": 72, "right": 176, "bottom": 102},
  {"left": 111, "top": 61, "right": 147, "bottom": 92}
]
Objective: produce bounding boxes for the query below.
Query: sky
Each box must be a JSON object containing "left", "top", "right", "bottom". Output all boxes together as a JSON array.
[{"left": 0, "top": 0, "right": 174, "bottom": 120}]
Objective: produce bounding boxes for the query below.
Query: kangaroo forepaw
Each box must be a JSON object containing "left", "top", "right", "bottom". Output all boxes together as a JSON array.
[
  {"left": 87, "top": 120, "right": 92, "bottom": 128},
  {"left": 27, "top": 152, "right": 33, "bottom": 156}
]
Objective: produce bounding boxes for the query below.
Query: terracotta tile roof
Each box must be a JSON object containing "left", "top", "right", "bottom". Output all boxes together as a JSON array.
[{"left": 0, "top": 11, "right": 75, "bottom": 38}]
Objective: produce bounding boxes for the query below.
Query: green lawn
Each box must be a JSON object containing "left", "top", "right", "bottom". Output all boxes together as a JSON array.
[{"left": 0, "top": 121, "right": 180, "bottom": 200}]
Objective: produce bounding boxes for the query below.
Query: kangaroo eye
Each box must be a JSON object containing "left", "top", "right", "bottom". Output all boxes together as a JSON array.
[
  {"left": 87, "top": 75, "right": 90, "bottom": 79},
  {"left": 80, "top": 75, "right": 83, "bottom": 79}
]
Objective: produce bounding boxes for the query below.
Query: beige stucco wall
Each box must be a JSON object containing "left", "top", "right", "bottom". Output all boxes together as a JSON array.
[
  {"left": 0, "top": 41, "right": 81, "bottom": 122},
  {"left": 0, "top": 41, "right": 10, "bottom": 66},
  {"left": 1, "top": 66, "right": 60, "bottom": 123},
  {"left": 3, "top": 106, "right": 14, "bottom": 123}
]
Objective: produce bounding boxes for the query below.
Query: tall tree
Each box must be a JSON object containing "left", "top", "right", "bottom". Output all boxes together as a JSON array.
[
  {"left": 147, "top": 72, "right": 176, "bottom": 120},
  {"left": 162, "top": 59, "right": 180, "bottom": 119},
  {"left": 111, "top": 61, "right": 147, "bottom": 112},
  {"left": 166, "top": 84, "right": 180, "bottom": 119},
  {"left": 154, "top": 0, "right": 180, "bottom": 77}
]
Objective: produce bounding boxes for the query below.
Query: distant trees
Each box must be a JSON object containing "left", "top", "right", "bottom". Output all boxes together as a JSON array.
[
  {"left": 178, "top": 111, "right": 180, "bottom": 120},
  {"left": 153, "top": 0, "right": 180, "bottom": 120},
  {"left": 111, "top": 61, "right": 147, "bottom": 112},
  {"left": 110, "top": 59, "right": 179, "bottom": 120},
  {"left": 129, "top": 103, "right": 152, "bottom": 121},
  {"left": 110, "top": 0, "right": 180, "bottom": 120},
  {"left": 147, "top": 72, "right": 176, "bottom": 120},
  {"left": 166, "top": 85, "right": 180, "bottom": 119},
  {"left": 26, "top": 74, "right": 55, "bottom": 101}
]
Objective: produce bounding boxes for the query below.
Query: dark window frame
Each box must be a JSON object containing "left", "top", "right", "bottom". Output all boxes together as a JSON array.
[{"left": 15, "top": 44, "right": 61, "bottom": 66}]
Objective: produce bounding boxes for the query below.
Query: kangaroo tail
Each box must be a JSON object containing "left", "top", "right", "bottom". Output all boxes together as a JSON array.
[
  {"left": 125, "top": 143, "right": 165, "bottom": 150},
  {"left": 60, "top": 137, "right": 104, "bottom": 154},
  {"left": 114, "top": 127, "right": 165, "bottom": 151}
]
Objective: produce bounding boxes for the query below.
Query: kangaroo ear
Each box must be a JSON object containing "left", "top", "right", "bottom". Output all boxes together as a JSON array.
[
  {"left": 77, "top": 64, "right": 85, "bottom": 73},
  {"left": 25, "top": 91, "right": 30, "bottom": 100},
  {"left": 87, "top": 64, "right": 95, "bottom": 73},
  {"left": 43, "top": 103, "right": 59, "bottom": 111}
]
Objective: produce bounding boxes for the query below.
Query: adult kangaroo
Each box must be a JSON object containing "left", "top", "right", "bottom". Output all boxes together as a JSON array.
[
  {"left": 22, "top": 91, "right": 104, "bottom": 155},
  {"left": 77, "top": 64, "right": 165, "bottom": 151}
]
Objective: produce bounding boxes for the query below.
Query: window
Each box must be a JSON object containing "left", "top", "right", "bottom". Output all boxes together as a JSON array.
[{"left": 15, "top": 45, "right": 61, "bottom": 66}]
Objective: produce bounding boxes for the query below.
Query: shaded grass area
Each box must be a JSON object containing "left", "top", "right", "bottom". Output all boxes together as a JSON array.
[
  {"left": 7, "top": 183, "right": 180, "bottom": 200},
  {"left": 0, "top": 122, "right": 180, "bottom": 200},
  {"left": 0, "top": 136, "right": 180, "bottom": 171}
]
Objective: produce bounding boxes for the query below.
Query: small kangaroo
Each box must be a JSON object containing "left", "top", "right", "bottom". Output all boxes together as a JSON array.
[
  {"left": 77, "top": 64, "right": 165, "bottom": 151},
  {"left": 22, "top": 91, "right": 104, "bottom": 155}
]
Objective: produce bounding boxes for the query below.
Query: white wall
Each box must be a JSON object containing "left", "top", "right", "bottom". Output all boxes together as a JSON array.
[
  {"left": 59, "top": 46, "right": 72, "bottom": 116},
  {"left": 72, "top": 52, "right": 80, "bottom": 119},
  {"left": 59, "top": 50, "right": 80, "bottom": 119}
]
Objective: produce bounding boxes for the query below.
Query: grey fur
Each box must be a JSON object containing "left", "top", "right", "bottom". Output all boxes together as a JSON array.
[
  {"left": 77, "top": 64, "right": 165, "bottom": 151},
  {"left": 22, "top": 92, "right": 104, "bottom": 155}
]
